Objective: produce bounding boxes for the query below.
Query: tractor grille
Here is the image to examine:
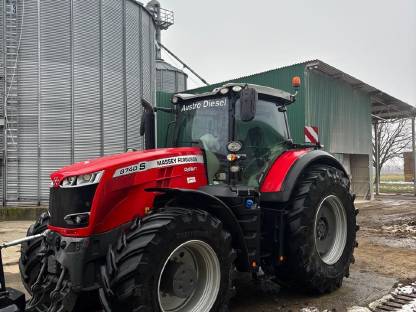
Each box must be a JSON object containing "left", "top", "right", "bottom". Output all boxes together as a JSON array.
[{"left": 49, "top": 184, "right": 97, "bottom": 228}]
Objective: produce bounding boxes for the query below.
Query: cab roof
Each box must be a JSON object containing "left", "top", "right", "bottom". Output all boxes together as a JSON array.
[{"left": 174, "top": 83, "right": 294, "bottom": 105}]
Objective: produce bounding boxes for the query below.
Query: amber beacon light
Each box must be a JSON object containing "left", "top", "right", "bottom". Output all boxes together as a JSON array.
[{"left": 292, "top": 76, "right": 301, "bottom": 88}]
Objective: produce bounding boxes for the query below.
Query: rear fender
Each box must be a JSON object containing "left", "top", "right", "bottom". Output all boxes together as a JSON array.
[
  {"left": 147, "top": 187, "right": 250, "bottom": 271},
  {"left": 261, "top": 149, "right": 348, "bottom": 203}
]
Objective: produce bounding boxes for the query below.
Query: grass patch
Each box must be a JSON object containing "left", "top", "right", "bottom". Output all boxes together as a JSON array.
[
  {"left": 379, "top": 173, "right": 413, "bottom": 193},
  {"left": 380, "top": 185, "right": 412, "bottom": 194},
  {"left": 381, "top": 173, "right": 405, "bottom": 182},
  {"left": 0, "top": 207, "right": 47, "bottom": 221},
  {"left": 380, "top": 183, "right": 413, "bottom": 194}
]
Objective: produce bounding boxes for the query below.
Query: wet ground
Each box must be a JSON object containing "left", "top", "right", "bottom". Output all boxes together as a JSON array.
[
  {"left": 1, "top": 195, "right": 416, "bottom": 311},
  {"left": 230, "top": 195, "right": 416, "bottom": 311}
]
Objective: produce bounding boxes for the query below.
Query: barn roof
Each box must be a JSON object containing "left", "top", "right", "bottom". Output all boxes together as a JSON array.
[{"left": 302, "top": 60, "right": 415, "bottom": 120}]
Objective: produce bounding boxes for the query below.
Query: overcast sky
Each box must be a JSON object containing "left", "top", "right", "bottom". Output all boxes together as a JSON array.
[{"left": 160, "top": 0, "right": 416, "bottom": 106}]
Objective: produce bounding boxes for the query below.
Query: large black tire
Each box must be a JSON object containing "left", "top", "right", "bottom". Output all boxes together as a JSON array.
[
  {"left": 105, "top": 208, "right": 236, "bottom": 312},
  {"left": 276, "top": 164, "right": 358, "bottom": 294},
  {"left": 19, "top": 212, "right": 50, "bottom": 294}
]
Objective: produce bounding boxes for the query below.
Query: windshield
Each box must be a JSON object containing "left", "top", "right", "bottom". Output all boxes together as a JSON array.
[
  {"left": 175, "top": 95, "right": 290, "bottom": 187},
  {"left": 175, "top": 97, "right": 229, "bottom": 184},
  {"left": 235, "top": 99, "right": 289, "bottom": 187}
]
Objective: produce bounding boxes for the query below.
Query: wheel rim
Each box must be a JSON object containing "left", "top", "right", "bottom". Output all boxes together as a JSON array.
[
  {"left": 157, "top": 240, "right": 221, "bottom": 312},
  {"left": 314, "top": 195, "right": 347, "bottom": 265}
]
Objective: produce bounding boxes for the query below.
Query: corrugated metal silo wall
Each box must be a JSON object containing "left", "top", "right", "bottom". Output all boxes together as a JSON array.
[
  {"left": 189, "top": 64, "right": 306, "bottom": 143},
  {"left": 156, "top": 69, "right": 187, "bottom": 93},
  {"left": 16, "top": 0, "right": 39, "bottom": 203},
  {"left": 39, "top": 1, "right": 73, "bottom": 202},
  {"left": 0, "top": 0, "right": 4, "bottom": 202},
  {"left": 14, "top": 0, "right": 156, "bottom": 204},
  {"left": 304, "top": 68, "right": 371, "bottom": 154},
  {"left": 156, "top": 91, "right": 175, "bottom": 148},
  {"left": 73, "top": 1, "right": 101, "bottom": 161}
]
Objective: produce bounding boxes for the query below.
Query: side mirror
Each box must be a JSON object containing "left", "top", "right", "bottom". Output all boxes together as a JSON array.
[
  {"left": 139, "top": 113, "right": 146, "bottom": 136},
  {"left": 240, "top": 88, "right": 257, "bottom": 122},
  {"left": 165, "top": 121, "right": 176, "bottom": 147},
  {"left": 140, "top": 99, "right": 155, "bottom": 149}
]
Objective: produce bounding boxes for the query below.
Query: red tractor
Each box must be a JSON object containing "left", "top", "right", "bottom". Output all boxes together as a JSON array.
[{"left": 4, "top": 80, "right": 357, "bottom": 311}]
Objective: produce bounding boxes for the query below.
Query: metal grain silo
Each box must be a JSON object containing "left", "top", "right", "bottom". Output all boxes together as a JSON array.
[
  {"left": 1, "top": 0, "right": 157, "bottom": 204},
  {"left": 0, "top": 0, "right": 4, "bottom": 204},
  {"left": 156, "top": 60, "right": 187, "bottom": 93}
]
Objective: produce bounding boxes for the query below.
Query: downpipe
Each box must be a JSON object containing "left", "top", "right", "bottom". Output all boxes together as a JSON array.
[{"left": 0, "top": 230, "right": 50, "bottom": 312}]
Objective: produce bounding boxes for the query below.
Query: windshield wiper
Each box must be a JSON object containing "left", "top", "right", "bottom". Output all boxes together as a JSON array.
[{"left": 178, "top": 140, "right": 201, "bottom": 147}]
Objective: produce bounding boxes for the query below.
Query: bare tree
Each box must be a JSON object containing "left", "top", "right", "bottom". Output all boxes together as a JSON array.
[{"left": 372, "top": 119, "right": 412, "bottom": 175}]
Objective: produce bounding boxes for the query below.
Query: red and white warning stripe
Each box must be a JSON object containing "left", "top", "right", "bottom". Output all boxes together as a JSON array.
[{"left": 304, "top": 126, "right": 319, "bottom": 144}]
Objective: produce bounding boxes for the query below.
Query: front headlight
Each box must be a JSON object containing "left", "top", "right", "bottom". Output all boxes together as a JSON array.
[
  {"left": 62, "top": 176, "right": 76, "bottom": 187},
  {"left": 61, "top": 171, "right": 103, "bottom": 188}
]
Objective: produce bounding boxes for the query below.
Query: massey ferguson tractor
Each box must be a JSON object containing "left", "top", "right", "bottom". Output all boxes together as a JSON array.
[{"left": 0, "top": 79, "right": 358, "bottom": 312}]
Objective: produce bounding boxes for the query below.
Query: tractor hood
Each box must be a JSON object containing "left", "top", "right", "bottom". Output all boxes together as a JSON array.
[
  {"left": 50, "top": 147, "right": 204, "bottom": 185},
  {"left": 48, "top": 146, "right": 208, "bottom": 236}
]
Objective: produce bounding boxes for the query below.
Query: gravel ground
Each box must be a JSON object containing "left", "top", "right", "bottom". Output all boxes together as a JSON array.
[{"left": 1, "top": 195, "right": 416, "bottom": 311}]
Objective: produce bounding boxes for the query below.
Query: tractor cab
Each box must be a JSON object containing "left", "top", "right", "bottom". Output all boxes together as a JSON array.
[{"left": 170, "top": 83, "right": 297, "bottom": 188}]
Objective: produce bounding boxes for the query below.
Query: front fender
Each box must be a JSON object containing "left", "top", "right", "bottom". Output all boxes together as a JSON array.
[{"left": 260, "top": 149, "right": 348, "bottom": 203}]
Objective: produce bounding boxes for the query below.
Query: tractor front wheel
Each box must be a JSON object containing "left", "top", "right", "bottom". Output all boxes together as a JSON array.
[
  {"left": 19, "top": 212, "right": 50, "bottom": 294},
  {"left": 276, "top": 164, "right": 358, "bottom": 294},
  {"left": 105, "top": 208, "right": 236, "bottom": 312}
]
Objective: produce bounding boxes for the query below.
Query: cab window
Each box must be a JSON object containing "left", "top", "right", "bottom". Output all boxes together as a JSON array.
[{"left": 235, "top": 99, "right": 289, "bottom": 187}]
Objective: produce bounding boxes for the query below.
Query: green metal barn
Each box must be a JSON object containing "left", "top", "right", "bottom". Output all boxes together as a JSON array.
[{"left": 156, "top": 60, "right": 415, "bottom": 198}]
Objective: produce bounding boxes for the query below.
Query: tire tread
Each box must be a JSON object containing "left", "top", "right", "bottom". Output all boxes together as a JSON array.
[
  {"left": 105, "top": 208, "right": 236, "bottom": 312},
  {"left": 277, "top": 165, "right": 357, "bottom": 294}
]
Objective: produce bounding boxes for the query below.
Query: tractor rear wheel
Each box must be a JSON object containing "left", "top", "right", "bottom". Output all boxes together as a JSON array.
[
  {"left": 19, "top": 212, "right": 50, "bottom": 294},
  {"left": 105, "top": 208, "right": 236, "bottom": 312},
  {"left": 276, "top": 164, "right": 357, "bottom": 294}
]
